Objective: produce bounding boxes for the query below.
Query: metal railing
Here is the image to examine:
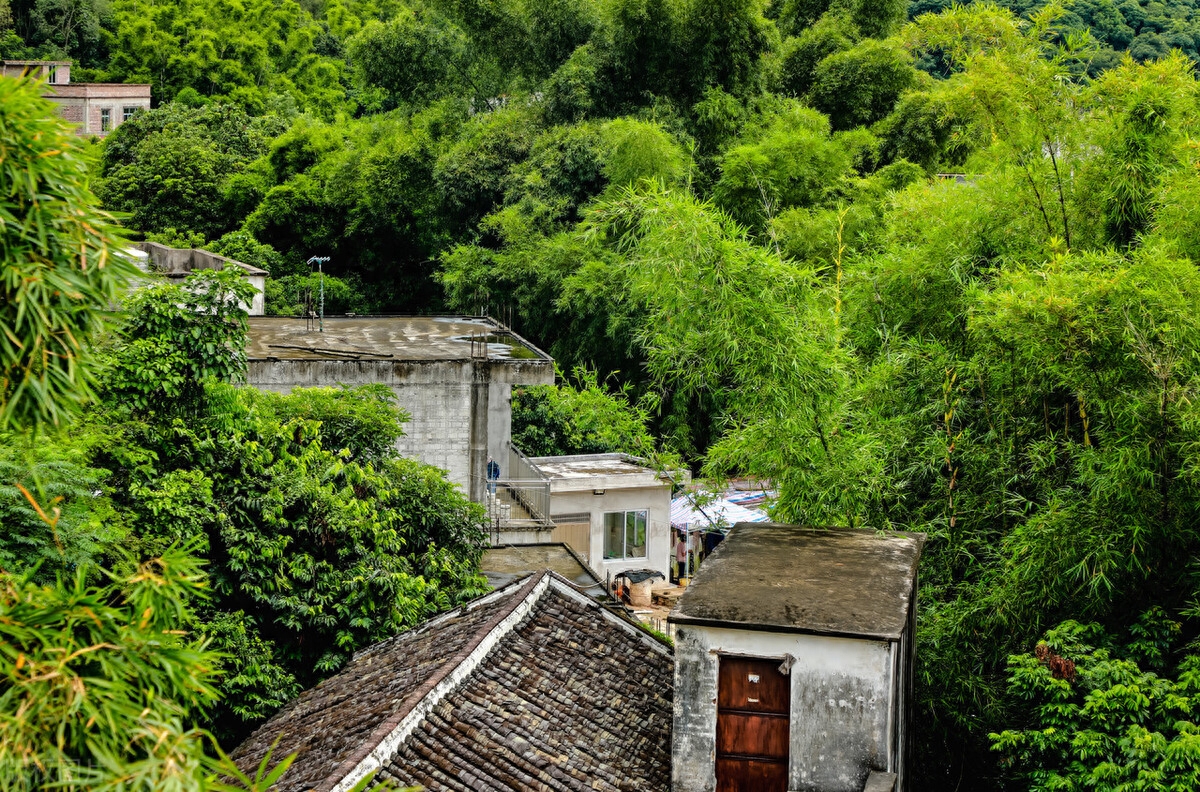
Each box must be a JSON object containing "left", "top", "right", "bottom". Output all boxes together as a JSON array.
[{"left": 494, "top": 442, "right": 551, "bottom": 525}]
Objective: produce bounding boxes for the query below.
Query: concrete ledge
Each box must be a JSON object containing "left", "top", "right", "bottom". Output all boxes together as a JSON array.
[{"left": 862, "top": 770, "right": 898, "bottom": 792}]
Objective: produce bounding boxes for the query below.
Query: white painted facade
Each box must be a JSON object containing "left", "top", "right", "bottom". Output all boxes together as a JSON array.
[
  {"left": 671, "top": 624, "right": 903, "bottom": 792},
  {"left": 531, "top": 454, "right": 680, "bottom": 580}
]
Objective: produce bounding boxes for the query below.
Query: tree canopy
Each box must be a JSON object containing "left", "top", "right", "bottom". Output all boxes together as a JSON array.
[{"left": 8, "top": 0, "right": 1200, "bottom": 785}]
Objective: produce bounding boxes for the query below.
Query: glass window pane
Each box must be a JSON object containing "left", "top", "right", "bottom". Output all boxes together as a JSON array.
[
  {"left": 604, "top": 512, "right": 623, "bottom": 559},
  {"left": 626, "top": 511, "right": 647, "bottom": 558}
]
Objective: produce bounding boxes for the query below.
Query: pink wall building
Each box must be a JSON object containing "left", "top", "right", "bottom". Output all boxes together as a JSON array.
[{"left": 2, "top": 60, "right": 151, "bottom": 136}]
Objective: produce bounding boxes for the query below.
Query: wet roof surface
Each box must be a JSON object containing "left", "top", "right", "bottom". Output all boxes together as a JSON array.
[
  {"left": 530, "top": 453, "right": 655, "bottom": 479},
  {"left": 670, "top": 524, "right": 925, "bottom": 640},
  {"left": 245, "top": 316, "right": 549, "bottom": 362}
]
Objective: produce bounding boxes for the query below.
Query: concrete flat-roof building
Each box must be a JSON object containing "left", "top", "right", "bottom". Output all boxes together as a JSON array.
[
  {"left": 528, "top": 453, "right": 680, "bottom": 581},
  {"left": 670, "top": 524, "right": 925, "bottom": 792},
  {"left": 130, "top": 242, "right": 268, "bottom": 315},
  {"left": 245, "top": 316, "right": 554, "bottom": 501},
  {"left": 3, "top": 60, "right": 150, "bottom": 136}
]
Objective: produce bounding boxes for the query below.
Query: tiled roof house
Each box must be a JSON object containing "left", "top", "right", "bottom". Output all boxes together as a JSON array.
[
  {"left": 230, "top": 571, "right": 673, "bottom": 792},
  {"left": 232, "top": 525, "right": 921, "bottom": 792}
]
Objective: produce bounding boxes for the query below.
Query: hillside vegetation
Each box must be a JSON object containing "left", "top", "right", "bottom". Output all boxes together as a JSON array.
[{"left": 5, "top": 0, "right": 1200, "bottom": 789}]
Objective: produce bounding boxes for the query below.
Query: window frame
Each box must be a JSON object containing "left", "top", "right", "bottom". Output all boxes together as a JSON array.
[
  {"left": 123, "top": 106, "right": 137, "bottom": 122},
  {"left": 603, "top": 509, "right": 648, "bottom": 560},
  {"left": 100, "top": 108, "right": 111, "bottom": 132}
]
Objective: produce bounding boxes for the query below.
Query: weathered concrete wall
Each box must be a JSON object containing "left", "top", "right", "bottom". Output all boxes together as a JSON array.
[
  {"left": 248, "top": 359, "right": 478, "bottom": 493},
  {"left": 671, "top": 625, "right": 896, "bottom": 792},
  {"left": 136, "top": 242, "right": 267, "bottom": 314},
  {"left": 486, "top": 381, "right": 511, "bottom": 477},
  {"left": 546, "top": 485, "right": 671, "bottom": 579}
]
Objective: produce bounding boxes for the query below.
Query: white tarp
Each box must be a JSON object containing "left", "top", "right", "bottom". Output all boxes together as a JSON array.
[{"left": 670, "top": 491, "right": 769, "bottom": 532}]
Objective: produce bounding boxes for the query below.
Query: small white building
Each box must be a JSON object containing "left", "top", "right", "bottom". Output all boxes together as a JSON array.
[
  {"left": 483, "top": 451, "right": 684, "bottom": 586},
  {"left": 669, "top": 523, "right": 924, "bottom": 792},
  {"left": 516, "top": 453, "right": 679, "bottom": 581}
]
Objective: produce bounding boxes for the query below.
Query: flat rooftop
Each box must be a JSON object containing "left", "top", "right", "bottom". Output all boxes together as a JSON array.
[
  {"left": 670, "top": 524, "right": 925, "bottom": 641},
  {"left": 481, "top": 543, "right": 604, "bottom": 595},
  {"left": 246, "top": 316, "right": 550, "bottom": 362},
  {"left": 530, "top": 453, "right": 655, "bottom": 479}
]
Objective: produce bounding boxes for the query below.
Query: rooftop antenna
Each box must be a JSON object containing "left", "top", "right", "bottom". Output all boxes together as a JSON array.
[{"left": 307, "top": 256, "right": 330, "bottom": 332}]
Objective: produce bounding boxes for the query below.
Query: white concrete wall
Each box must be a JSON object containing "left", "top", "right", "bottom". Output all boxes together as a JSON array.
[
  {"left": 547, "top": 484, "right": 671, "bottom": 579},
  {"left": 672, "top": 624, "right": 897, "bottom": 792},
  {"left": 247, "top": 274, "right": 266, "bottom": 315}
]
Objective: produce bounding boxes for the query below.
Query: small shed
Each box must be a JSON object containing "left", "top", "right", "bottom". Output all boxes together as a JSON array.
[{"left": 669, "top": 523, "right": 924, "bottom": 792}]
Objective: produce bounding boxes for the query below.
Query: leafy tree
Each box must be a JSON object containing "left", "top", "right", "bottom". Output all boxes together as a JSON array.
[
  {"left": 263, "top": 272, "right": 373, "bottom": 316},
  {"left": 778, "top": 12, "right": 856, "bottom": 97},
  {"left": 99, "top": 0, "right": 362, "bottom": 114},
  {"left": 98, "top": 103, "right": 283, "bottom": 241},
  {"left": 712, "top": 102, "right": 855, "bottom": 228},
  {"left": 0, "top": 430, "right": 121, "bottom": 582},
  {"left": 244, "top": 109, "right": 453, "bottom": 309},
  {"left": 512, "top": 367, "right": 659, "bottom": 457},
  {"left": 207, "top": 230, "right": 291, "bottom": 277},
  {"left": 0, "top": 76, "right": 140, "bottom": 432},
  {"left": 348, "top": 8, "right": 472, "bottom": 107},
  {"left": 565, "top": 182, "right": 847, "bottom": 462},
  {"left": 807, "top": 38, "right": 919, "bottom": 130},
  {"left": 105, "top": 268, "right": 254, "bottom": 411},
  {"left": 873, "top": 86, "right": 968, "bottom": 170},
  {"left": 0, "top": 547, "right": 229, "bottom": 791},
  {"left": 991, "top": 614, "right": 1200, "bottom": 790},
  {"left": 591, "top": 0, "right": 686, "bottom": 107},
  {"left": 80, "top": 269, "right": 489, "bottom": 738},
  {"left": 682, "top": 0, "right": 777, "bottom": 100}
]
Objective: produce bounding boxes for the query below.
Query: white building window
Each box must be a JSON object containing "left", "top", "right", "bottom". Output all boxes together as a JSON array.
[
  {"left": 123, "top": 107, "right": 137, "bottom": 122},
  {"left": 604, "top": 510, "right": 647, "bottom": 559},
  {"left": 47, "top": 66, "right": 58, "bottom": 84},
  {"left": 100, "top": 108, "right": 111, "bottom": 132}
]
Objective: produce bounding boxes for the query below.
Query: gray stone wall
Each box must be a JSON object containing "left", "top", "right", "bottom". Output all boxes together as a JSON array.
[
  {"left": 248, "top": 358, "right": 478, "bottom": 494},
  {"left": 246, "top": 357, "right": 551, "bottom": 498}
]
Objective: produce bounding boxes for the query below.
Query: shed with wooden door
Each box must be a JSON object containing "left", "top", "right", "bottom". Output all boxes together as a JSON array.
[{"left": 668, "top": 524, "right": 924, "bottom": 792}]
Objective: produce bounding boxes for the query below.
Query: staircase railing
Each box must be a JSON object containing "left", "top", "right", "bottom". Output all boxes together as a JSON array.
[{"left": 491, "top": 442, "right": 551, "bottom": 526}]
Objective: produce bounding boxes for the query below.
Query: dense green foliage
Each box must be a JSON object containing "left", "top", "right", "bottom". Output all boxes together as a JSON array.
[
  {"left": 511, "top": 367, "right": 658, "bottom": 457},
  {"left": 1, "top": 267, "right": 490, "bottom": 750},
  {"left": 0, "top": 78, "right": 140, "bottom": 431},
  {"left": 0, "top": 547, "right": 225, "bottom": 791},
  {"left": 8, "top": 0, "right": 1200, "bottom": 784},
  {"left": 991, "top": 614, "right": 1200, "bottom": 789}
]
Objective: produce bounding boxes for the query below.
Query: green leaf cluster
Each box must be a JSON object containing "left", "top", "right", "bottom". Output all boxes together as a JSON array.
[
  {"left": 991, "top": 614, "right": 1200, "bottom": 790},
  {"left": 0, "top": 77, "right": 140, "bottom": 432}
]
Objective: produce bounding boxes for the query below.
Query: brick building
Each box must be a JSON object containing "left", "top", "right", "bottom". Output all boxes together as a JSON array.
[{"left": 2, "top": 60, "right": 151, "bottom": 136}]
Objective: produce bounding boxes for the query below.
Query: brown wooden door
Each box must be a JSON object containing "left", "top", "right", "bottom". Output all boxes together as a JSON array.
[{"left": 716, "top": 656, "right": 790, "bottom": 792}]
